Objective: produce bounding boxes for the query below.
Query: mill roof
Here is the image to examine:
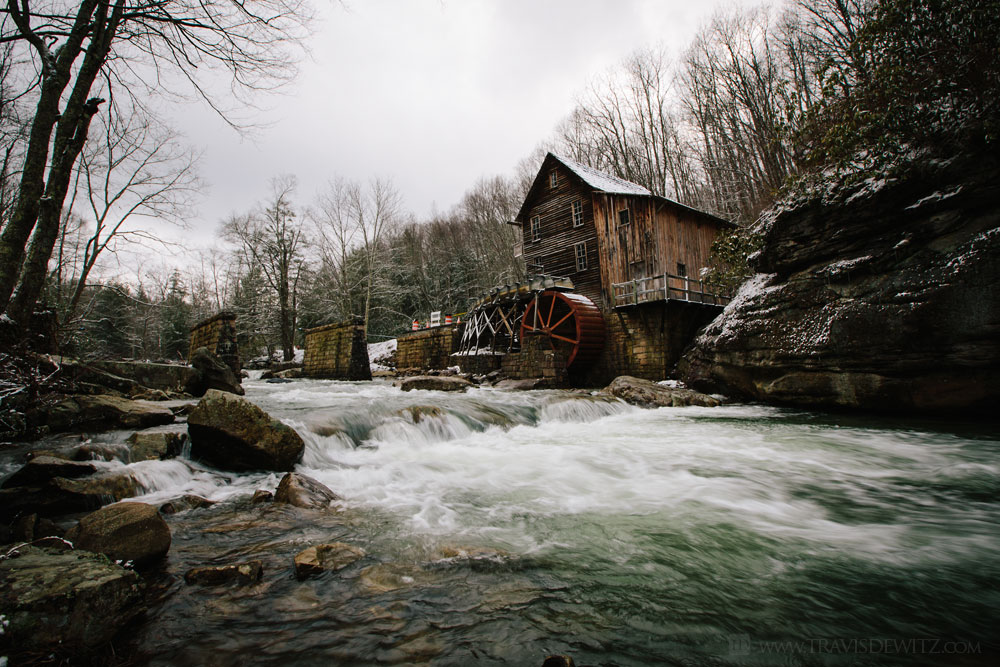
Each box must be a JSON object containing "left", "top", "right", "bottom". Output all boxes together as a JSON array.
[{"left": 515, "top": 153, "right": 733, "bottom": 228}]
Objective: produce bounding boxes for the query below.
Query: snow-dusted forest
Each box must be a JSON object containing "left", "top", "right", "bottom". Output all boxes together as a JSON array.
[{"left": 1, "top": 0, "right": 996, "bottom": 360}]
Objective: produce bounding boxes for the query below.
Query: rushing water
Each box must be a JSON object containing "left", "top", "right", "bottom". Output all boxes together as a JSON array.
[{"left": 15, "top": 378, "right": 1000, "bottom": 665}]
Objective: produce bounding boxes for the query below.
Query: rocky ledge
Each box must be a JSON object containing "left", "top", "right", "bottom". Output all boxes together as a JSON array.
[{"left": 679, "top": 153, "right": 1000, "bottom": 415}]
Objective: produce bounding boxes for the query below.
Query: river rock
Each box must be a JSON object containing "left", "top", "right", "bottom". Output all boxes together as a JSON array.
[
  {"left": 189, "top": 346, "right": 244, "bottom": 396},
  {"left": 0, "top": 545, "right": 144, "bottom": 653},
  {"left": 679, "top": 153, "right": 1000, "bottom": 415},
  {"left": 251, "top": 489, "right": 273, "bottom": 504},
  {"left": 44, "top": 394, "right": 175, "bottom": 433},
  {"left": 601, "top": 376, "right": 720, "bottom": 408},
  {"left": 184, "top": 560, "right": 263, "bottom": 586},
  {"left": 52, "top": 468, "right": 140, "bottom": 501},
  {"left": 159, "top": 494, "right": 216, "bottom": 514},
  {"left": 398, "top": 405, "right": 444, "bottom": 423},
  {"left": 542, "top": 656, "right": 576, "bottom": 667},
  {"left": 274, "top": 472, "right": 340, "bottom": 509},
  {"left": 126, "top": 428, "right": 187, "bottom": 461},
  {"left": 395, "top": 375, "right": 472, "bottom": 392},
  {"left": 87, "top": 359, "right": 200, "bottom": 394},
  {"left": 12, "top": 513, "right": 62, "bottom": 541},
  {"left": 0, "top": 468, "right": 140, "bottom": 521},
  {"left": 1, "top": 455, "right": 96, "bottom": 488},
  {"left": 494, "top": 378, "right": 552, "bottom": 390},
  {"left": 187, "top": 389, "right": 304, "bottom": 471},
  {"left": 293, "top": 542, "right": 366, "bottom": 579},
  {"left": 65, "top": 502, "right": 171, "bottom": 566}
]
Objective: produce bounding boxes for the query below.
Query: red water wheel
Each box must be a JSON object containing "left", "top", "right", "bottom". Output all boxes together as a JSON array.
[{"left": 520, "top": 291, "right": 606, "bottom": 369}]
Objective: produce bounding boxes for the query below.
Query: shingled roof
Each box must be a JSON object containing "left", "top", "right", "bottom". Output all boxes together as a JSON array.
[{"left": 551, "top": 154, "right": 652, "bottom": 196}]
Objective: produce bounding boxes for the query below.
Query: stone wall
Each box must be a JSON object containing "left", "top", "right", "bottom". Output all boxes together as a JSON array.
[
  {"left": 501, "top": 334, "right": 569, "bottom": 386},
  {"left": 302, "top": 318, "right": 371, "bottom": 380},
  {"left": 454, "top": 352, "right": 503, "bottom": 376},
  {"left": 580, "top": 301, "right": 722, "bottom": 386},
  {"left": 188, "top": 312, "right": 240, "bottom": 373},
  {"left": 396, "top": 325, "right": 462, "bottom": 371}
]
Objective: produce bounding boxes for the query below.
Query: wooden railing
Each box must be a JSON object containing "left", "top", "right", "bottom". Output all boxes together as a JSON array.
[{"left": 611, "top": 273, "right": 731, "bottom": 308}]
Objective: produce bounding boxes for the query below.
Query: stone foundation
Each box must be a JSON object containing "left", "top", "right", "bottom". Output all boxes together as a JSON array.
[
  {"left": 454, "top": 353, "right": 503, "bottom": 376},
  {"left": 600, "top": 301, "right": 719, "bottom": 384},
  {"left": 500, "top": 334, "right": 569, "bottom": 386},
  {"left": 580, "top": 301, "right": 721, "bottom": 385},
  {"left": 302, "top": 318, "right": 371, "bottom": 380},
  {"left": 396, "top": 325, "right": 462, "bottom": 371},
  {"left": 189, "top": 312, "right": 240, "bottom": 374}
]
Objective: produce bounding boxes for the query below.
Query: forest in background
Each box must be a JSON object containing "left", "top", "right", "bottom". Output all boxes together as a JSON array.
[{"left": 1, "top": 0, "right": 996, "bottom": 363}]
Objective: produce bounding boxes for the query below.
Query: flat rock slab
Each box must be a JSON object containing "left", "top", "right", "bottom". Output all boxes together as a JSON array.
[
  {"left": 0, "top": 545, "right": 144, "bottom": 653},
  {"left": 46, "top": 394, "right": 175, "bottom": 433},
  {"left": 601, "top": 376, "right": 720, "bottom": 408},
  {"left": 274, "top": 472, "right": 340, "bottom": 509},
  {"left": 187, "top": 389, "right": 304, "bottom": 471},
  {"left": 294, "top": 542, "right": 365, "bottom": 579},
  {"left": 185, "top": 560, "right": 263, "bottom": 586},
  {"left": 395, "top": 375, "right": 472, "bottom": 392},
  {"left": 65, "top": 501, "right": 171, "bottom": 566},
  {"left": 1, "top": 456, "right": 96, "bottom": 488},
  {"left": 0, "top": 469, "right": 141, "bottom": 522}
]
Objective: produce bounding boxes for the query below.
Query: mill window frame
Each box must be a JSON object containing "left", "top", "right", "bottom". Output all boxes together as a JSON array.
[
  {"left": 574, "top": 241, "right": 588, "bottom": 272},
  {"left": 530, "top": 215, "right": 541, "bottom": 242},
  {"left": 571, "top": 199, "right": 584, "bottom": 227}
]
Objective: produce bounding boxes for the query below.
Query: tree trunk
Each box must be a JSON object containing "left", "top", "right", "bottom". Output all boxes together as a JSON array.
[
  {"left": 9, "top": 2, "right": 122, "bottom": 328},
  {"left": 0, "top": 0, "right": 99, "bottom": 312}
]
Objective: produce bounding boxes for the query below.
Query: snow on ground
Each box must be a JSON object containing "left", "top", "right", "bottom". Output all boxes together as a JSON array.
[{"left": 368, "top": 339, "right": 397, "bottom": 372}]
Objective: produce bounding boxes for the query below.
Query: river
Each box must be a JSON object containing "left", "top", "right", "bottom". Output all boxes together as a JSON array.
[{"left": 23, "top": 378, "right": 1000, "bottom": 664}]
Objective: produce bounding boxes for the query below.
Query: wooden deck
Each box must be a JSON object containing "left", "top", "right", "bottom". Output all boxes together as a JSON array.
[{"left": 611, "top": 273, "right": 731, "bottom": 308}]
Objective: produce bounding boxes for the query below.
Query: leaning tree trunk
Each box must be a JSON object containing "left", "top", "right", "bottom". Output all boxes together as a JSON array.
[
  {"left": 7, "top": 0, "right": 123, "bottom": 328},
  {"left": 0, "top": 0, "right": 99, "bottom": 312},
  {"left": 8, "top": 99, "right": 104, "bottom": 327}
]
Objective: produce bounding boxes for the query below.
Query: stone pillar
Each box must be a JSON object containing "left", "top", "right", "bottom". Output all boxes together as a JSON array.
[
  {"left": 302, "top": 317, "right": 371, "bottom": 380},
  {"left": 189, "top": 312, "right": 240, "bottom": 374}
]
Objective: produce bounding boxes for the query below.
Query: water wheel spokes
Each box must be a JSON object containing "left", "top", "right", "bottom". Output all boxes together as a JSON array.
[{"left": 521, "top": 290, "right": 605, "bottom": 369}]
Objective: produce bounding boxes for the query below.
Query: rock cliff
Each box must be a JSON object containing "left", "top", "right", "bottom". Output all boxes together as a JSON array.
[{"left": 678, "top": 153, "right": 1000, "bottom": 415}]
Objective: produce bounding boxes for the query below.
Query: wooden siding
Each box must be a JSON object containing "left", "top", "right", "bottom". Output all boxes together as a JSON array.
[
  {"left": 521, "top": 163, "right": 605, "bottom": 307},
  {"left": 592, "top": 194, "right": 722, "bottom": 306}
]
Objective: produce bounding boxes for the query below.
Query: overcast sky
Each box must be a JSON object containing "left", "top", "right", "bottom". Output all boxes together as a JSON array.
[{"left": 149, "top": 0, "right": 756, "bottom": 264}]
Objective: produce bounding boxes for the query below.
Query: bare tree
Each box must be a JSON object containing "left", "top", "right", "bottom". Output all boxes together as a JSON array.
[
  {"left": 0, "top": 0, "right": 312, "bottom": 326},
  {"left": 224, "top": 176, "right": 306, "bottom": 362},
  {"left": 58, "top": 108, "right": 200, "bottom": 324},
  {"left": 313, "top": 177, "right": 401, "bottom": 336}
]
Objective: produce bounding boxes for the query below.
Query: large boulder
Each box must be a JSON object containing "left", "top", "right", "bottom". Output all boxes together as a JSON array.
[
  {"left": 395, "top": 375, "right": 473, "bottom": 392},
  {"left": 274, "top": 472, "right": 340, "bottom": 509},
  {"left": 189, "top": 346, "right": 244, "bottom": 396},
  {"left": 187, "top": 389, "right": 304, "bottom": 471},
  {"left": 65, "top": 501, "right": 171, "bottom": 566},
  {"left": 601, "top": 376, "right": 721, "bottom": 408},
  {"left": 679, "top": 153, "right": 1000, "bottom": 415},
  {"left": 43, "top": 394, "right": 175, "bottom": 433},
  {"left": 0, "top": 545, "right": 145, "bottom": 654}
]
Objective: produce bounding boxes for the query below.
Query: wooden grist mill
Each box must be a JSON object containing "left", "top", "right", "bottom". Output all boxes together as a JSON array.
[{"left": 457, "top": 275, "right": 605, "bottom": 372}]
